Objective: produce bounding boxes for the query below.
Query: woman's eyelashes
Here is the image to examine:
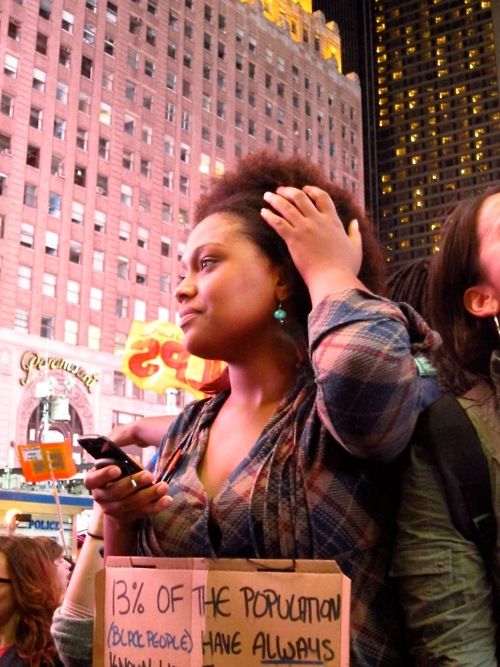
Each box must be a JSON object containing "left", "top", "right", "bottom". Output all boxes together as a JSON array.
[{"left": 199, "top": 256, "right": 217, "bottom": 271}]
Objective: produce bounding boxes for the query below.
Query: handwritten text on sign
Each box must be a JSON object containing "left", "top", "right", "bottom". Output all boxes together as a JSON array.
[{"left": 97, "top": 561, "right": 350, "bottom": 667}]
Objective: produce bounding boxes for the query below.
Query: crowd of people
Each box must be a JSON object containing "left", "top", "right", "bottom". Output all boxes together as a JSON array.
[{"left": 1, "top": 153, "right": 498, "bottom": 666}]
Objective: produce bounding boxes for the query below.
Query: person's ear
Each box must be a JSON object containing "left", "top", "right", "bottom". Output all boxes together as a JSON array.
[
  {"left": 274, "top": 269, "right": 293, "bottom": 303},
  {"left": 463, "top": 284, "right": 499, "bottom": 318}
]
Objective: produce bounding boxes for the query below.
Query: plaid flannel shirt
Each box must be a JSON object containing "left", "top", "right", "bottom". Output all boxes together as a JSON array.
[{"left": 139, "top": 288, "right": 439, "bottom": 666}]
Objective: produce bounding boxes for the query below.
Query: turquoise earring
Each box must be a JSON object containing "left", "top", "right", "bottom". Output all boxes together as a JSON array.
[{"left": 273, "top": 302, "right": 287, "bottom": 324}]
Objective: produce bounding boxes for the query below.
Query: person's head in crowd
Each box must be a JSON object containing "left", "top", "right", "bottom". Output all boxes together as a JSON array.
[
  {"left": 388, "top": 257, "right": 431, "bottom": 321},
  {"left": 0, "top": 535, "right": 62, "bottom": 667},
  {"left": 429, "top": 184, "right": 500, "bottom": 393},
  {"left": 34, "top": 536, "right": 72, "bottom": 596},
  {"left": 189, "top": 151, "right": 387, "bottom": 352}
]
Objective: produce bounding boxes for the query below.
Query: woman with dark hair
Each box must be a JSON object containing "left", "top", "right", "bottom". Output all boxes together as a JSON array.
[
  {"left": 86, "top": 151, "right": 438, "bottom": 665},
  {"left": 0, "top": 535, "right": 62, "bottom": 666},
  {"left": 393, "top": 185, "right": 500, "bottom": 665}
]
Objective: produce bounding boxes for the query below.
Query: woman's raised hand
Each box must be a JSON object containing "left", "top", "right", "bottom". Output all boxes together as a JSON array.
[{"left": 261, "top": 185, "right": 364, "bottom": 304}]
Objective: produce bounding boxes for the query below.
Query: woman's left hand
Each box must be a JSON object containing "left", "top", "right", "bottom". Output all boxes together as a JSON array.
[{"left": 261, "top": 186, "right": 364, "bottom": 304}]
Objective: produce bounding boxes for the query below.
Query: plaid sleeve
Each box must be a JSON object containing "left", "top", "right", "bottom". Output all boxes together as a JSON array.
[{"left": 309, "top": 288, "right": 440, "bottom": 462}]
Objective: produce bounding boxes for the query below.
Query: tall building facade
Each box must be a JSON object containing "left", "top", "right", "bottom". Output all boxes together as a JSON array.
[
  {"left": 315, "top": 0, "right": 500, "bottom": 266},
  {"left": 0, "top": 0, "right": 363, "bottom": 469}
]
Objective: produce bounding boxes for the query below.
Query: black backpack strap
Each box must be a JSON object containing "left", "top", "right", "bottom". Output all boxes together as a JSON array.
[{"left": 417, "top": 393, "right": 496, "bottom": 563}]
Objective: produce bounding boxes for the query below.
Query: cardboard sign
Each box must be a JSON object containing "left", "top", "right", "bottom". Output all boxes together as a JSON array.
[
  {"left": 94, "top": 557, "right": 350, "bottom": 667},
  {"left": 122, "top": 320, "right": 225, "bottom": 398},
  {"left": 16, "top": 440, "right": 77, "bottom": 482}
]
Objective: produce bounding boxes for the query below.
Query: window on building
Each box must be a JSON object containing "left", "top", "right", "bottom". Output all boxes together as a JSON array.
[
  {"left": 0, "top": 173, "right": 7, "bottom": 196},
  {"left": 93, "top": 250, "right": 104, "bottom": 271},
  {"left": 116, "top": 297, "right": 129, "bottom": 318},
  {"left": 20, "top": 223, "right": 35, "bottom": 248},
  {"left": 90, "top": 287, "right": 103, "bottom": 310},
  {"left": 137, "top": 227, "right": 149, "bottom": 248},
  {"left": 104, "top": 34, "right": 115, "bottom": 56},
  {"left": 181, "top": 111, "right": 190, "bottom": 132},
  {"left": 168, "top": 10, "right": 178, "bottom": 29},
  {"left": 39, "top": 0, "right": 52, "bottom": 20},
  {"left": 71, "top": 201, "right": 84, "bottom": 224},
  {"left": 99, "top": 137, "right": 110, "bottom": 159},
  {"left": 119, "top": 220, "right": 131, "bottom": 240},
  {"left": 8, "top": 20, "right": 21, "bottom": 40},
  {"left": 160, "top": 274, "right": 170, "bottom": 293},
  {"left": 94, "top": 210, "right": 106, "bottom": 233},
  {"left": 61, "top": 10, "right": 74, "bottom": 32},
  {"left": 162, "top": 202, "right": 172, "bottom": 223},
  {"left": 14, "top": 310, "right": 29, "bottom": 334},
  {"left": 124, "top": 114, "right": 135, "bottom": 135},
  {"left": 117, "top": 256, "right": 129, "bottom": 279},
  {"left": 67, "top": 280, "right": 80, "bottom": 304},
  {"left": 40, "top": 316, "right": 54, "bottom": 339},
  {"left": 141, "top": 158, "right": 151, "bottom": 178},
  {"left": 102, "top": 70, "right": 113, "bottom": 91},
  {"left": 122, "top": 150, "right": 133, "bottom": 170},
  {"left": 81, "top": 56, "right": 93, "bottom": 79},
  {"left": 136, "top": 263, "right": 147, "bottom": 285},
  {"left": 144, "top": 59, "right": 155, "bottom": 77},
  {"left": 79, "top": 93, "right": 91, "bottom": 114},
  {"left": 143, "top": 94, "right": 152, "bottom": 110},
  {"left": 45, "top": 230, "right": 59, "bottom": 254},
  {"left": 18, "top": 266, "right": 32, "bottom": 290},
  {"left": 106, "top": 2, "right": 118, "bottom": 23},
  {"left": 4, "top": 54, "right": 19, "bottom": 78},
  {"left": 96, "top": 174, "right": 108, "bottom": 196},
  {"left": 69, "top": 240, "right": 82, "bottom": 263},
  {"left": 146, "top": 26, "right": 156, "bottom": 45},
  {"left": 120, "top": 184, "right": 133, "bottom": 206},
  {"left": 88, "top": 325, "right": 101, "bottom": 350},
  {"left": 56, "top": 80, "right": 69, "bottom": 103},
  {"left": 43, "top": 272, "right": 56, "bottom": 297},
  {"left": 48, "top": 193, "right": 62, "bottom": 218},
  {"left": 33, "top": 68, "right": 46, "bottom": 92},
  {"left": 161, "top": 237, "right": 171, "bottom": 257},
  {"left": 83, "top": 24, "right": 95, "bottom": 44},
  {"left": 1, "top": 93, "right": 14, "bottom": 117},
  {"left": 64, "top": 320, "right": 78, "bottom": 345},
  {"left": 127, "top": 49, "right": 139, "bottom": 69},
  {"left": 59, "top": 46, "right": 71, "bottom": 67},
  {"left": 134, "top": 299, "right": 146, "bottom": 321},
  {"left": 53, "top": 117, "right": 66, "bottom": 140},
  {"left": 129, "top": 15, "right": 142, "bottom": 35},
  {"left": 184, "top": 20, "right": 193, "bottom": 38},
  {"left": 179, "top": 208, "right": 190, "bottom": 227},
  {"left": 76, "top": 127, "right": 88, "bottom": 150},
  {"left": 138, "top": 192, "right": 150, "bottom": 212},
  {"left": 163, "top": 170, "right": 173, "bottom": 189},
  {"left": 36, "top": 32, "right": 48, "bottom": 55},
  {"left": 23, "top": 183, "right": 37, "bottom": 207},
  {"left": 100, "top": 102, "right": 112, "bottom": 125},
  {"left": 26, "top": 145, "right": 40, "bottom": 168},
  {"left": 165, "top": 103, "right": 175, "bottom": 123},
  {"left": 179, "top": 175, "right": 189, "bottom": 196},
  {"left": 51, "top": 155, "right": 64, "bottom": 177}
]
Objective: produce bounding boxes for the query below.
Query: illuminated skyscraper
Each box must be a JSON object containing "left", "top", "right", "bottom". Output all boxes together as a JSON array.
[{"left": 315, "top": 0, "right": 500, "bottom": 266}]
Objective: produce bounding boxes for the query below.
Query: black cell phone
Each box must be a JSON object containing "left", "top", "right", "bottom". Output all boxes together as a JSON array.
[{"left": 78, "top": 434, "right": 144, "bottom": 479}]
